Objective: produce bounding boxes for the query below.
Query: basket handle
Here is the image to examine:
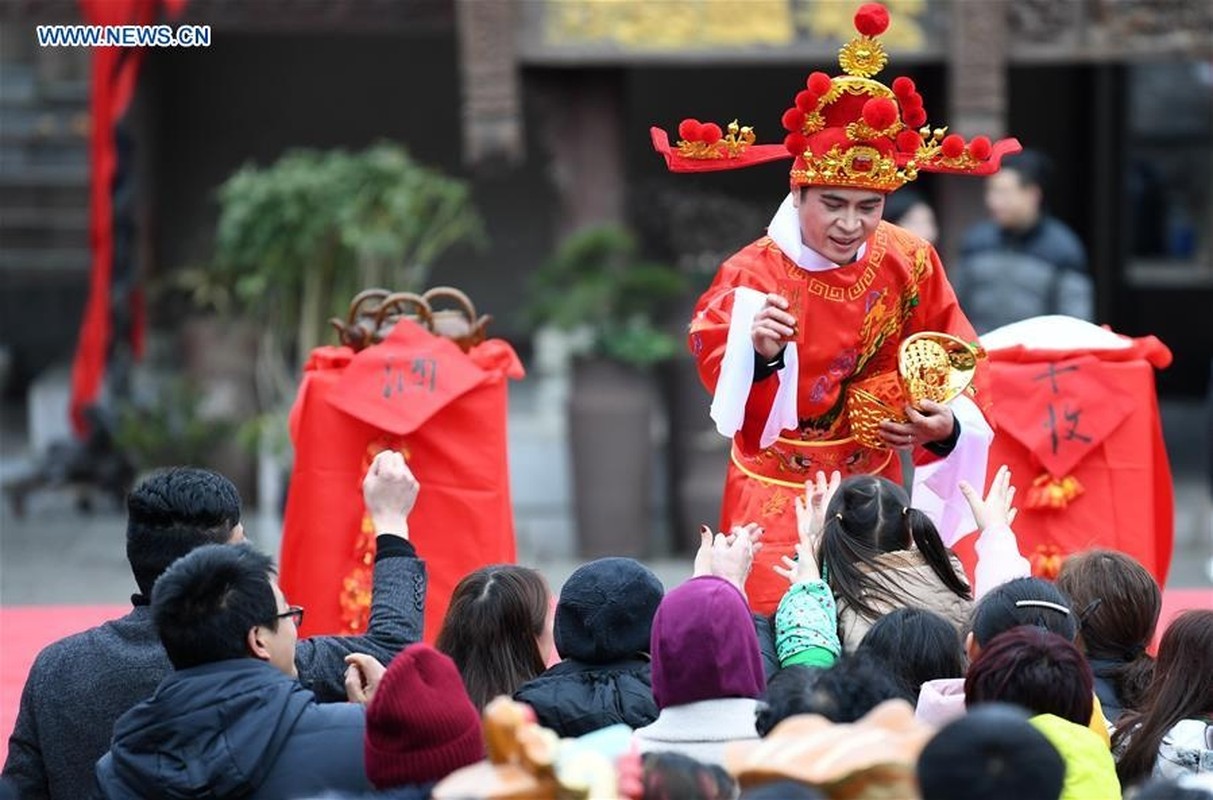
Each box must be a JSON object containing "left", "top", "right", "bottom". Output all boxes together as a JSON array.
[
  {"left": 346, "top": 288, "right": 392, "bottom": 325},
  {"left": 421, "top": 286, "right": 479, "bottom": 324},
  {"left": 373, "top": 292, "right": 434, "bottom": 333}
]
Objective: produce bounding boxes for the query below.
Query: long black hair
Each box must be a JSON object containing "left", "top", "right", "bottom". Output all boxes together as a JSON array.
[{"left": 817, "top": 475, "right": 971, "bottom": 622}]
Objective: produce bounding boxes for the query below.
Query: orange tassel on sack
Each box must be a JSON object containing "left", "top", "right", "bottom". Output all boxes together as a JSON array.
[
  {"left": 1030, "top": 544, "right": 1065, "bottom": 580},
  {"left": 1025, "top": 472, "right": 1084, "bottom": 509}
]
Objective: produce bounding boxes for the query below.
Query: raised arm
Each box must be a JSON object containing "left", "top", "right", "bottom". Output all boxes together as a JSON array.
[{"left": 294, "top": 451, "right": 427, "bottom": 701}]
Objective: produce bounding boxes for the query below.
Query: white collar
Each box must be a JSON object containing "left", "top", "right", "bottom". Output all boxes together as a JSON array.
[{"left": 767, "top": 193, "right": 868, "bottom": 272}]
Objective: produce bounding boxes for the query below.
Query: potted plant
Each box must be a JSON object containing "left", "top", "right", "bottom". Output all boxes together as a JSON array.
[
  {"left": 187, "top": 142, "right": 485, "bottom": 512},
  {"left": 524, "top": 225, "right": 686, "bottom": 557}
]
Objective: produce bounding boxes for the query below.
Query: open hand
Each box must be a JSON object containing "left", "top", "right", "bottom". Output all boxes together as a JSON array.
[
  {"left": 959, "top": 464, "right": 1018, "bottom": 532},
  {"left": 693, "top": 522, "right": 764, "bottom": 598}
]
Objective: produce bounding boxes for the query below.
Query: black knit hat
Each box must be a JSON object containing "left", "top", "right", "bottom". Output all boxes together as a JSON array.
[{"left": 554, "top": 557, "right": 664, "bottom": 663}]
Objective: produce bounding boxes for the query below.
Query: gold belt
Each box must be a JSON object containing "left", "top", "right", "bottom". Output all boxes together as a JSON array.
[{"left": 730, "top": 434, "right": 894, "bottom": 489}]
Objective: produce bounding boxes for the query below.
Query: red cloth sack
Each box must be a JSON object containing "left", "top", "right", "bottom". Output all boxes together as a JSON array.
[
  {"left": 952, "top": 329, "right": 1173, "bottom": 585},
  {"left": 279, "top": 320, "right": 524, "bottom": 640}
]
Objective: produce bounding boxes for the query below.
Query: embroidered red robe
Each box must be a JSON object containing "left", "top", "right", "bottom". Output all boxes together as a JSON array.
[{"left": 690, "top": 221, "right": 989, "bottom": 613}]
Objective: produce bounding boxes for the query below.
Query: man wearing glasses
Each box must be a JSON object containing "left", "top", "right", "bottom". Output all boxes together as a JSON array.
[
  {"left": 4, "top": 450, "right": 423, "bottom": 799},
  {"left": 94, "top": 544, "right": 375, "bottom": 797}
]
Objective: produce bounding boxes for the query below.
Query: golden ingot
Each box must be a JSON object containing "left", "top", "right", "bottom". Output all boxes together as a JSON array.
[{"left": 845, "top": 332, "right": 984, "bottom": 450}]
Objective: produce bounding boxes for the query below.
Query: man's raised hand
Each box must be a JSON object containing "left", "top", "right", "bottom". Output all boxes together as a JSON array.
[
  {"left": 362, "top": 450, "right": 420, "bottom": 538},
  {"left": 751, "top": 293, "right": 797, "bottom": 361}
]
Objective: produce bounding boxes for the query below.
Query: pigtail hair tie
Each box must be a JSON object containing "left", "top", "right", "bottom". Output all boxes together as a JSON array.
[{"left": 901, "top": 506, "right": 909, "bottom": 517}]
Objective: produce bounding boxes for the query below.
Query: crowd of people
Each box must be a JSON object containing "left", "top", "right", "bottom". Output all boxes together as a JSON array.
[{"left": 2, "top": 450, "right": 1209, "bottom": 799}]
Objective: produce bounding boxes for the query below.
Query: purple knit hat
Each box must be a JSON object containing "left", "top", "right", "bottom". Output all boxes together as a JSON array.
[{"left": 649, "top": 576, "right": 766, "bottom": 709}]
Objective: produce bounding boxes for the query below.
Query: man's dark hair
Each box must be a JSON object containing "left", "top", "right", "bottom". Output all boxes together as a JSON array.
[
  {"left": 740, "top": 781, "right": 825, "bottom": 800},
  {"left": 756, "top": 657, "right": 902, "bottom": 736},
  {"left": 126, "top": 467, "right": 242, "bottom": 596},
  {"left": 917, "top": 704, "right": 1064, "bottom": 800},
  {"left": 151, "top": 543, "right": 278, "bottom": 670},
  {"left": 970, "top": 577, "right": 1077, "bottom": 648},
  {"left": 855, "top": 607, "right": 966, "bottom": 702},
  {"left": 641, "top": 751, "right": 735, "bottom": 800},
  {"left": 1000, "top": 149, "right": 1052, "bottom": 191},
  {"left": 965, "top": 627, "right": 1094, "bottom": 726}
]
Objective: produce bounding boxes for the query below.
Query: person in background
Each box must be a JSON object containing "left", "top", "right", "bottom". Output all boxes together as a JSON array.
[
  {"left": 915, "top": 575, "right": 1115, "bottom": 745},
  {"left": 955, "top": 149, "right": 1092, "bottom": 333},
  {"left": 1056, "top": 549, "right": 1162, "bottom": 725},
  {"left": 1114, "top": 610, "right": 1213, "bottom": 787},
  {"left": 814, "top": 475, "right": 973, "bottom": 651},
  {"left": 94, "top": 545, "right": 374, "bottom": 797},
  {"left": 755, "top": 657, "right": 903, "bottom": 737},
  {"left": 362, "top": 644, "right": 485, "bottom": 799},
  {"left": 4, "top": 452, "right": 425, "bottom": 800},
  {"left": 917, "top": 704, "right": 1065, "bottom": 800},
  {"left": 634, "top": 528, "right": 766, "bottom": 766},
  {"left": 435, "top": 564, "right": 554, "bottom": 711},
  {"left": 639, "top": 752, "right": 736, "bottom": 800},
  {"left": 882, "top": 187, "right": 938, "bottom": 245},
  {"left": 855, "top": 607, "right": 966, "bottom": 704},
  {"left": 514, "top": 558, "right": 664, "bottom": 737},
  {"left": 964, "top": 627, "right": 1120, "bottom": 800}
]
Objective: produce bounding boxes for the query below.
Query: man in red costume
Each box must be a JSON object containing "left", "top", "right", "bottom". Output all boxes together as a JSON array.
[{"left": 652, "top": 2, "right": 1021, "bottom": 613}]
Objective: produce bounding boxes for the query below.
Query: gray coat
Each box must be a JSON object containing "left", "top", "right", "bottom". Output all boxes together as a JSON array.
[
  {"left": 2, "top": 538, "right": 425, "bottom": 800},
  {"left": 954, "top": 216, "right": 1092, "bottom": 334},
  {"left": 93, "top": 659, "right": 370, "bottom": 798}
]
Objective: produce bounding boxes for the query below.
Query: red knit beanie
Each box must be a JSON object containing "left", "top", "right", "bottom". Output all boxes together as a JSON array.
[{"left": 364, "top": 643, "right": 486, "bottom": 788}]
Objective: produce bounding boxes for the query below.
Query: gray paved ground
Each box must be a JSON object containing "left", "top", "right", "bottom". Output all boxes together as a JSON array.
[{"left": 1, "top": 400, "right": 1210, "bottom": 606}]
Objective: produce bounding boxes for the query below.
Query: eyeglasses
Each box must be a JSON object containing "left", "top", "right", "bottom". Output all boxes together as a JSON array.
[{"left": 274, "top": 606, "right": 304, "bottom": 628}]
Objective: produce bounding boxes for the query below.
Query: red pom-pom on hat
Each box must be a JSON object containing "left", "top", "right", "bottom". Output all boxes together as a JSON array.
[
  {"left": 896, "top": 130, "right": 923, "bottom": 153},
  {"left": 854, "top": 3, "right": 890, "bottom": 37},
  {"left": 795, "top": 90, "right": 818, "bottom": 113},
  {"left": 784, "top": 132, "right": 808, "bottom": 157},
  {"left": 808, "top": 72, "right": 833, "bottom": 96},
  {"left": 901, "top": 92, "right": 924, "bottom": 111},
  {"left": 862, "top": 97, "right": 898, "bottom": 131},
  {"left": 941, "top": 134, "right": 966, "bottom": 159},
  {"left": 903, "top": 106, "right": 927, "bottom": 129},
  {"left": 782, "top": 108, "right": 806, "bottom": 132},
  {"left": 968, "top": 135, "right": 993, "bottom": 160},
  {"left": 678, "top": 119, "right": 703, "bottom": 141},
  {"left": 700, "top": 122, "right": 723, "bottom": 143},
  {"left": 891, "top": 76, "right": 916, "bottom": 98}
]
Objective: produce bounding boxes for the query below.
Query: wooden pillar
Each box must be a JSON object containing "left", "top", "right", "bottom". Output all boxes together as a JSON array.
[
  {"left": 535, "top": 70, "right": 627, "bottom": 241},
  {"left": 937, "top": 0, "right": 1009, "bottom": 266},
  {"left": 455, "top": 0, "right": 524, "bottom": 168}
]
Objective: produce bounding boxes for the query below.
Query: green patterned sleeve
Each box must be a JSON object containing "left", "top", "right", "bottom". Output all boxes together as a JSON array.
[{"left": 775, "top": 580, "right": 841, "bottom": 668}]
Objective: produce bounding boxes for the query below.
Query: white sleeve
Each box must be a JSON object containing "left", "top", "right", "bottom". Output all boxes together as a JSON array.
[
  {"left": 911, "top": 394, "right": 993, "bottom": 546},
  {"left": 709, "top": 287, "right": 799, "bottom": 447},
  {"left": 973, "top": 522, "right": 1032, "bottom": 599}
]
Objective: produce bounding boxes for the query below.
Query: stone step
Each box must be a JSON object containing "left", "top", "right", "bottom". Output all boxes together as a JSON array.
[
  {"left": 0, "top": 166, "right": 89, "bottom": 208},
  {"left": 0, "top": 247, "right": 90, "bottom": 277},
  {"left": 0, "top": 108, "right": 89, "bottom": 143}
]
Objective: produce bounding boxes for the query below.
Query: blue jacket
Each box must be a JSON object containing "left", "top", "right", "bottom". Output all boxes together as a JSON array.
[
  {"left": 4, "top": 538, "right": 424, "bottom": 800},
  {"left": 93, "top": 659, "right": 371, "bottom": 798}
]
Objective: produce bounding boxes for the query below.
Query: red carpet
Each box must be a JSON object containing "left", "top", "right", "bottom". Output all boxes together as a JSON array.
[
  {"left": 1, "top": 605, "right": 129, "bottom": 765},
  {"left": 1, "top": 591, "right": 1211, "bottom": 765}
]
